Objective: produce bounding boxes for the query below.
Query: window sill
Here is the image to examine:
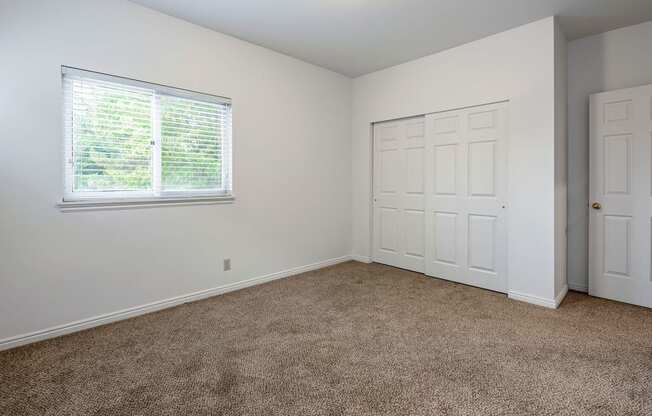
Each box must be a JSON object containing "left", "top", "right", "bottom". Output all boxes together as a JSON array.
[{"left": 57, "top": 195, "right": 235, "bottom": 212}]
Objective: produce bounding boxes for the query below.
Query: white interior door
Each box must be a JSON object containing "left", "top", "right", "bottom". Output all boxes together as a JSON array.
[
  {"left": 372, "top": 116, "right": 425, "bottom": 273},
  {"left": 424, "top": 103, "right": 508, "bottom": 293},
  {"left": 589, "top": 85, "right": 652, "bottom": 308}
]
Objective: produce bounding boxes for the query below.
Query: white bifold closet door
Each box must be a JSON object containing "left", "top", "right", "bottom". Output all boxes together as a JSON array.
[
  {"left": 424, "top": 103, "right": 508, "bottom": 293},
  {"left": 372, "top": 116, "right": 426, "bottom": 273},
  {"left": 589, "top": 85, "right": 652, "bottom": 308}
]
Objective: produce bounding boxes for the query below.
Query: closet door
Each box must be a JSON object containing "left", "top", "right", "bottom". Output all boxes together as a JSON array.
[
  {"left": 372, "top": 117, "right": 426, "bottom": 273},
  {"left": 424, "top": 103, "right": 508, "bottom": 293}
]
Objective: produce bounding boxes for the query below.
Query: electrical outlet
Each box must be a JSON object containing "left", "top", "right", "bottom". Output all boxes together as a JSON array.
[{"left": 223, "top": 258, "right": 231, "bottom": 271}]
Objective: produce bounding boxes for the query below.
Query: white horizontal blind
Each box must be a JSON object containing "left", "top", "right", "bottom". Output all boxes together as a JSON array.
[
  {"left": 63, "top": 75, "right": 154, "bottom": 195},
  {"left": 62, "top": 67, "right": 232, "bottom": 201},
  {"left": 159, "top": 95, "right": 230, "bottom": 192}
]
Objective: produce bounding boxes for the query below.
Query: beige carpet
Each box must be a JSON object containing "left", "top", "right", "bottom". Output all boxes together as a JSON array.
[{"left": 1, "top": 261, "right": 651, "bottom": 415}]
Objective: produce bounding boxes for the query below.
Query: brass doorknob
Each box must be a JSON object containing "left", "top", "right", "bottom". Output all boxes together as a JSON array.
[{"left": 592, "top": 202, "right": 602, "bottom": 210}]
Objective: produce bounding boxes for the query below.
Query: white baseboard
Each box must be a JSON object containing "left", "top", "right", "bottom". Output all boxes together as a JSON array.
[
  {"left": 568, "top": 282, "right": 588, "bottom": 293},
  {"left": 351, "top": 254, "right": 372, "bottom": 264},
  {"left": 0, "top": 255, "right": 353, "bottom": 352},
  {"left": 508, "top": 284, "right": 567, "bottom": 309},
  {"left": 555, "top": 285, "right": 569, "bottom": 308}
]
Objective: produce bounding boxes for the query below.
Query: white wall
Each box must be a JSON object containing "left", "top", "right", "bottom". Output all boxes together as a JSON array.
[
  {"left": 0, "top": 0, "right": 352, "bottom": 344},
  {"left": 352, "top": 17, "right": 560, "bottom": 303},
  {"left": 567, "top": 20, "right": 652, "bottom": 292},
  {"left": 554, "top": 18, "right": 568, "bottom": 298}
]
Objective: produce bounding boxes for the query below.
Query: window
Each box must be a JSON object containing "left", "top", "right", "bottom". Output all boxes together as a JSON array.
[{"left": 61, "top": 67, "right": 232, "bottom": 207}]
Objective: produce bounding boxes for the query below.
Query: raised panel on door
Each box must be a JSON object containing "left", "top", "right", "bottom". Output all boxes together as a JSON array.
[
  {"left": 379, "top": 208, "right": 399, "bottom": 254},
  {"left": 379, "top": 152, "right": 400, "bottom": 194},
  {"left": 602, "top": 215, "right": 631, "bottom": 278},
  {"left": 406, "top": 147, "right": 424, "bottom": 194},
  {"left": 433, "top": 212, "right": 457, "bottom": 265},
  {"left": 589, "top": 85, "right": 652, "bottom": 308},
  {"left": 468, "top": 141, "right": 496, "bottom": 197},
  {"left": 434, "top": 145, "right": 457, "bottom": 195},
  {"left": 468, "top": 214, "right": 496, "bottom": 273},
  {"left": 603, "top": 134, "right": 631, "bottom": 195},
  {"left": 425, "top": 102, "right": 508, "bottom": 293},
  {"left": 373, "top": 116, "right": 425, "bottom": 273},
  {"left": 468, "top": 109, "right": 497, "bottom": 131},
  {"left": 404, "top": 210, "right": 425, "bottom": 259}
]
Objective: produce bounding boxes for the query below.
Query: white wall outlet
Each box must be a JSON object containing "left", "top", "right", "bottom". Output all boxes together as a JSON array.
[{"left": 223, "top": 258, "right": 231, "bottom": 271}]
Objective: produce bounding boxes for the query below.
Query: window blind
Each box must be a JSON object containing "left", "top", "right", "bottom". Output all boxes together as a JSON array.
[{"left": 62, "top": 67, "right": 232, "bottom": 201}]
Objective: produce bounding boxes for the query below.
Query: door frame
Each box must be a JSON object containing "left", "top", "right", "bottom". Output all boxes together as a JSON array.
[{"left": 369, "top": 100, "right": 511, "bottom": 292}]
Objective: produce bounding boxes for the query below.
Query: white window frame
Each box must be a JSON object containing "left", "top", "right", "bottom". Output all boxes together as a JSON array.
[{"left": 58, "top": 66, "right": 233, "bottom": 211}]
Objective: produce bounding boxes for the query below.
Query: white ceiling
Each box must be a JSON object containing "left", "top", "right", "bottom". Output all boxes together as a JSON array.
[{"left": 130, "top": 0, "right": 652, "bottom": 77}]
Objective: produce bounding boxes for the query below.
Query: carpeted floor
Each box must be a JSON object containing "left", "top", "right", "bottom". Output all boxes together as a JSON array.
[{"left": 1, "top": 261, "right": 651, "bottom": 415}]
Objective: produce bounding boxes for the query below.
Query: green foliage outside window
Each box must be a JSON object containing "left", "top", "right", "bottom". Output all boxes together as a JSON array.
[
  {"left": 72, "top": 82, "right": 222, "bottom": 193},
  {"left": 73, "top": 84, "right": 152, "bottom": 191},
  {"left": 160, "top": 96, "right": 222, "bottom": 191}
]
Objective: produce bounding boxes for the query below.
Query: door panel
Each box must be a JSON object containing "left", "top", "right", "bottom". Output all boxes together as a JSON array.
[
  {"left": 603, "top": 134, "right": 632, "bottom": 195},
  {"left": 468, "top": 141, "right": 496, "bottom": 197},
  {"left": 468, "top": 214, "right": 496, "bottom": 272},
  {"left": 373, "top": 116, "right": 426, "bottom": 272},
  {"left": 424, "top": 103, "right": 508, "bottom": 293},
  {"left": 602, "top": 215, "right": 631, "bottom": 277},
  {"left": 434, "top": 145, "right": 457, "bottom": 195},
  {"left": 406, "top": 148, "right": 424, "bottom": 193},
  {"left": 589, "top": 85, "right": 652, "bottom": 308},
  {"left": 434, "top": 212, "right": 458, "bottom": 265},
  {"left": 404, "top": 210, "right": 425, "bottom": 258},
  {"left": 379, "top": 208, "right": 399, "bottom": 253}
]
